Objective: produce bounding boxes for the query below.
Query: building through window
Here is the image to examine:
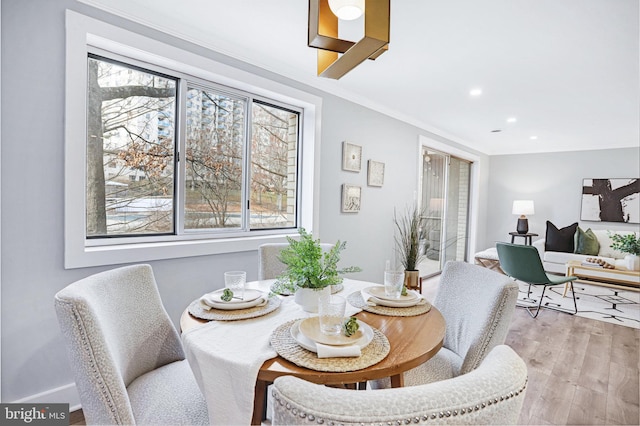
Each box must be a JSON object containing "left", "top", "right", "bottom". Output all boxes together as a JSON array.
[{"left": 86, "top": 55, "right": 300, "bottom": 239}]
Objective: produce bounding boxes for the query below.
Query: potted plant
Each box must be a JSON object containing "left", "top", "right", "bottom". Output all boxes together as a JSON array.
[
  {"left": 609, "top": 232, "right": 640, "bottom": 271},
  {"left": 276, "top": 228, "right": 361, "bottom": 312},
  {"left": 394, "top": 204, "right": 427, "bottom": 290}
]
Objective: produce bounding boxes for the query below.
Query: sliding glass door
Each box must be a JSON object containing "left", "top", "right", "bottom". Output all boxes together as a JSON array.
[{"left": 420, "top": 147, "right": 471, "bottom": 276}]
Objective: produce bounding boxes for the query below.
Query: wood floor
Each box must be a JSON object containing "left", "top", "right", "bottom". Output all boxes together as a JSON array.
[
  {"left": 506, "top": 306, "right": 639, "bottom": 425},
  {"left": 70, "top": 299, "right": 640, "bottom": 425}
]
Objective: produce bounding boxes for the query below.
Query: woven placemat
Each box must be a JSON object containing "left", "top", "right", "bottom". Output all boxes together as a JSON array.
[
  {"left": 188, "top": 296, "right": 281, "bottom": 321},
  {"left": 347, "top": 291, "right": 432, "bottom": 317},
  {"left": 270, "top": 319, "right": 390, "bottom": 372}
]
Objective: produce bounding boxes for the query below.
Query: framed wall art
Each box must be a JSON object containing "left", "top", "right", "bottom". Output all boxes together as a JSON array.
[
  {"left": 367, "top": 160, "right": 385, "bottom": 187},
  {"left": 341, "top": 184, "right": 361, "bottom": 213},
  {"left": 342, "top": 142, "right": 362, "bottom": 172},
  {"left": 580, "top": 178, "right": 640, "bottom": 224}
]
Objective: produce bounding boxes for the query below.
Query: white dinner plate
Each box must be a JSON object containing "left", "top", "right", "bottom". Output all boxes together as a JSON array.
[
  {"left": 364, "top": 286, "right": 419, "bottom": 302},
  {"left": 298, "top": 317, "right": 364, "bottom": 346},
  {"left": 201, "top": 289, "right": 266, "bottom": 310},
  {"left": 366, "top": 295, "right": 427, "bottom": 308},
  {"left": 204, "top": 288, "right": 262, "bottom": 304},
  {"left": 290, "top": 319, "right": 373, "bottom": 353},
  {"left": 204, "top": 297, "right": 267, "bottom": 311}
]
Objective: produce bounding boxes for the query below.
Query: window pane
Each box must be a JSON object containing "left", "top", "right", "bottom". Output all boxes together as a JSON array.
[
  {"left": 86, "top": 57, "right": 176, "bottom": 237},
  {"left": 185, "top": 87, "right": 246, "bottom": 229},
  {"left": 250, "top": 102, "right": 298, "bottom": 229}
]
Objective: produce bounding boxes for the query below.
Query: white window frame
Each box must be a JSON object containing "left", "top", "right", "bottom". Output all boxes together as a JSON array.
[{"left": 65, "top": 11, "right": 322, "bottom": 269}]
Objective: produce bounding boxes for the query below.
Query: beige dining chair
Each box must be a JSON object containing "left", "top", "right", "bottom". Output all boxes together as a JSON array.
[
  {"left": 272, "top": 345, "right": 527, "bottom": 425},
  {"left": 54, "top": 264, "right": 208, "bottom": 425},
  {"left": 372, "top": 261, "right": 519, "bottom": 388},
  {"left": 258, "top": 242, "right": 334, "bottom": 280}
]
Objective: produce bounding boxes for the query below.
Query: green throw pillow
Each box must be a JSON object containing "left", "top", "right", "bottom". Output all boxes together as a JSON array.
[{"left": 574, "top": 227, "right": 600, "bottom": 255}]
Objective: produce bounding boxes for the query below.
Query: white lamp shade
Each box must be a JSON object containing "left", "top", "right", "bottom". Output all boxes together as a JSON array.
[
  {"left": 512, "top": 200, "right": 535, "bottom": 216},
  {"left": 328, "top": 0, "right": 365, "bottom": 20}
]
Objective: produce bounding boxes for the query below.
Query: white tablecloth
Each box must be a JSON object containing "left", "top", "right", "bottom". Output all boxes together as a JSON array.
[{"left": 181, "top": 278, "right": 372, "bottom": 425}]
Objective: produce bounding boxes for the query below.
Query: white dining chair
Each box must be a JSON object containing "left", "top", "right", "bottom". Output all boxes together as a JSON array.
[
  {"left": 372, "top": 260, "right": 519, "bottom": 388},
  {"left": 272, "top": 345, "right": 527, "bottom": 425},
  {"left": 54, "top": 264, "right": 208, "bottom": 425}
]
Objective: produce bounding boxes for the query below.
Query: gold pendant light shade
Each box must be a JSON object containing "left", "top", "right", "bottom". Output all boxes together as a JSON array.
[{"left": 308, "top": 0, "right": 390, "bottom": 79}]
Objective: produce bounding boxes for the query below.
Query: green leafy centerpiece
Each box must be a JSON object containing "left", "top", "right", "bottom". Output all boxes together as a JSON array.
[{"left": 276, "top": 228, "right": 361, "bottom": 312}]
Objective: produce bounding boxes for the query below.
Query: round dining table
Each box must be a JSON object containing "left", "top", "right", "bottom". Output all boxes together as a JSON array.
[{"left": 180, "top": 280, "right": 446, "bottom": 425}]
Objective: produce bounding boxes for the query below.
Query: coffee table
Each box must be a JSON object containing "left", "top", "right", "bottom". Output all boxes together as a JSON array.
[{"left": 565, "top": 260, "right": 640, "bottom": 294}]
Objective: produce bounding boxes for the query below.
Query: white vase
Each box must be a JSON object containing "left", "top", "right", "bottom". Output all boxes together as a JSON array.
[
  {"left": 294, "top": 286, "right": 331, "bottom": 313},
  {"left": 624, "top": 254, "right": 640, "bottom": 271}
]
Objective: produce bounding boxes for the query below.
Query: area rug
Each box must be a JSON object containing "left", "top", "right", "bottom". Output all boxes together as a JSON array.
[{"left": 515, "top": 281, "right": 640, "bottom": 329}]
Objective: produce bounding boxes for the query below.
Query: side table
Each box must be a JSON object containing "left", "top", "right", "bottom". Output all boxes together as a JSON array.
[{"left": 509, "top": 232, "right": 538, "bottom": 245}]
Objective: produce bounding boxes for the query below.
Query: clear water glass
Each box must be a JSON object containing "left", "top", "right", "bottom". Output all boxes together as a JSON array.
[
  {"left": 224, "top": 271, "right": 246, "bottom": 299},
  {"left": 384, "top": 270, "right": 405, "bottom": 299},
  {"left": 318, "top": 295, "right": 346, "bottom": 335}
]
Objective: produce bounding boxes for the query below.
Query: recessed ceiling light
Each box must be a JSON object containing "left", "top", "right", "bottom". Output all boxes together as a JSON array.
[
  {"left": 530, "top": 136, "right": 538, "bottom": 140},
  {"left": 469, "top": 88, "right": 482, "bottom": 97},
  {"left": 507, "top": 117, "right": 517, "bottom": 123}
]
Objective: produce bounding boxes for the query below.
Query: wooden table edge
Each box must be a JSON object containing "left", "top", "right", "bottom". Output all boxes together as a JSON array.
[{"left": 180, "top": 304, "right": 446, "bottom": 425}]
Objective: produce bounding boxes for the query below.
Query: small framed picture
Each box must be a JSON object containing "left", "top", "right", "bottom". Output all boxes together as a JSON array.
[
  {"left": 342, "top": 142, "right": 362, "bottom": 172},
  {"left": 341, "top": 184, "right": 361, "bottom": 213},
  {"left": 367, "top": 160, "right": 385, "bottom": 187}
]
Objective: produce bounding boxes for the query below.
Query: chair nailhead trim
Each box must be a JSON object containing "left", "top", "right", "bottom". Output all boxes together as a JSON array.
[
  {"left": 71, "top": 306, "right": 120, "bottom": 422},
  {"left": 272, "top": 379, "right": 527, "bottom": 424}
]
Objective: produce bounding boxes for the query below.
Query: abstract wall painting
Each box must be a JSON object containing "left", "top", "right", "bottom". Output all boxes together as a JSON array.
[
  {"left": 581, "top": 178, "right": 640, "bottom": 224},
  {"left": 342, "top": 142, "right": 362, "bottom": 172},
  {"left": 341, "top": 184, "right": 361, "bottom": 213},
  {"left": 367, "top": 160, "right": 385, "bottom": 187}
]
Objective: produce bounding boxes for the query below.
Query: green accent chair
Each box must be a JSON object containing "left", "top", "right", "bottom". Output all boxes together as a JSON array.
[{"left": 496, "top": 242, "right": 578, "bottom": 318}]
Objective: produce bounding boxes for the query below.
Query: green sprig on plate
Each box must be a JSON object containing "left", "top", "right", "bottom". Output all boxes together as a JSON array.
[
  {"left": 221, "top": 288, "right": 234, "bottom": 302},
  {"left": 343, "top": 317, "right": 359, "bottom": 337}
]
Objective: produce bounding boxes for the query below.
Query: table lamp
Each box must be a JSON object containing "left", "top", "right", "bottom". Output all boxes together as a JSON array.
[{"left": 512, "top": 200, "right": 534, "bottom": 234}]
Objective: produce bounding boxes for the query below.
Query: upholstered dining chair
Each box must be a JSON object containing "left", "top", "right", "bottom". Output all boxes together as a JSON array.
[
  {"left": 54, "top": 264, "right": 208, "bottom": 425},
  {"left": 372, "top": 261, "right": 519, "bottom": 388},
  {"left": 258, "top": 242, "right": 334, "bottom": 280},
  {"left": 496, "top": 242, "right": 578, "bottom": 318},
  {"left": 272, "top": 345, "right": 527, "bottom": 425}
]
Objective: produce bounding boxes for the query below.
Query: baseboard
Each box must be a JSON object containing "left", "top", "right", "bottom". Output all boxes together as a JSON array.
[{"left": 12, "top": 382, "right": 81, "bottom": 412}]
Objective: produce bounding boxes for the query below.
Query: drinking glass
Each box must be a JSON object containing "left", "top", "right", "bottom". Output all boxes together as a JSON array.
[
  {"left": 384, "top": 270, "right": 405, "bottom": 299},
  {"left": 318, "top": 295, "right": 346, "bottom": 335},
  {"left": 224, "top": 271, "right": 246, "bottom": 299}
]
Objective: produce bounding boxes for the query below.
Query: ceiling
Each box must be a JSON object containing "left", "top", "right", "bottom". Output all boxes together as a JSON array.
[{"left": 78, "top": 0, "right": 639, "bottom": 155}]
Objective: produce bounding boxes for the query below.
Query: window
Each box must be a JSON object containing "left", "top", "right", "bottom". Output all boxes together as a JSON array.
[
  {"left": 86, "top": 55, "right": 301, "bottom": 239},
  {"left": 87, "top": 56, "right": 177, "bottom": 237},
  {"left": 65, "top": 11, "right": 320, "bottom": 268}
]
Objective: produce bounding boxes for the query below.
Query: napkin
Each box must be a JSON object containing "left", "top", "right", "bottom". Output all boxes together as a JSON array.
[{"left": 316, "top": 342, "right": 362, "bottom": 358}]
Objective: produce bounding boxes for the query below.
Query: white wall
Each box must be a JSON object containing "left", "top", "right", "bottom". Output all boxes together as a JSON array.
[
  {"left": 0, "top": 0, "right": 486, "bottom": 403},
  {"left": 485, "top": 147, "right": 640, "bottom": 247}
]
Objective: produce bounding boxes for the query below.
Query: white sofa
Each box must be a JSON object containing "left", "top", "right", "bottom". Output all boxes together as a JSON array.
[{"left": 533, "top": 229, "right": 636, "bottom": 274}]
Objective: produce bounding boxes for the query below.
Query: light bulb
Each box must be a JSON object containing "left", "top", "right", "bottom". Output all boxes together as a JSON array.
[{"left": 328, "top": 0, "right": 365, "bottom": 20}]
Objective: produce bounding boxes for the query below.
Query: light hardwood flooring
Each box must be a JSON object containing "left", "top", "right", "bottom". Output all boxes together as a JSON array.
[
  {"left": 506, "top": 306, "right": 639, "bottom": 425},
  {"left": 71, "top": 278, "right": 640, "bottom": 425}
]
